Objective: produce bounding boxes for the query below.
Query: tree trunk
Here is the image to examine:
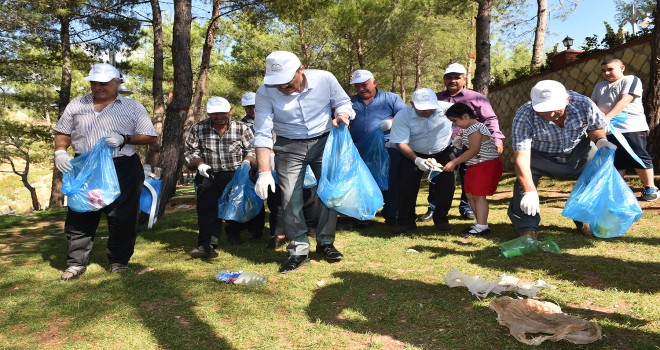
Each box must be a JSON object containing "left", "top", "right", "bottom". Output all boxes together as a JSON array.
[
  {"left": 186, "top": 0, "right": 221, "bottom": 132},
  {"left": 157, "top": 0, "right": 193, "bottom": 216},
  {"left": 391, "top": 49, "right": 397, "bottom": 93},
  {"left": 355, "top": 38, "right": 365, "bottom": 69},
  {"left": 414, "top": 38, "right": 424, "bottom": 91},
  {"left": 645, "top": 0, "right": 660, "bottom": 171},
  {"left": 48, "top": 14, "right": 73, "bottom": 210},
  {"left": 298, "top": 20, "right": 310, "bottom": 66},
  {"left": 473, "top": 0, "right": 493, "bottom": 95},
  {"left": 145, "top": 0, "right": 165, "bottom": 168},
  {"left": 530, "top": 0, "right": 548, "bottom": 73},
  {"left": 399, "top": 55, "right": 406, "bottom": 101}
]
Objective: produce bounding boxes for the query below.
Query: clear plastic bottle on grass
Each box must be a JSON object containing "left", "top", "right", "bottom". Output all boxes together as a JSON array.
[
  {"left": 216, "top": 270, "right": 266, "bottom": 285},
  {"left": 499, "top": 236, "right": 561, "bottom": 258}
]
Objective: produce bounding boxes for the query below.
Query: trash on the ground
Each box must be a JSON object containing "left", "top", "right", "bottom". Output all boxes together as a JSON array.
[
  {"left": 137, "top": 267, "right": 155, "bottom": 275},
  {"left": 444, "top": 269, "right": 556, "bottom": 299},
  {"left": 216, "top": 270, "right": 266, "bottom": 285},
  {"left": 406, "top": 248, "right": 420, "bottom": 253},
  {"left": 489, "top": 296, "right": 602, "bottom": 346},
  {"left": 499, "top": 235, "right": 561, "bottom": 258},
  {"left": 316, "top": 280, "right": 326, "bottom": 287}
]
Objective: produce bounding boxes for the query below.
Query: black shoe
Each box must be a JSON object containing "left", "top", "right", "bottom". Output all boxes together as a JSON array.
[
  {"left": 461, "top": 227, "right": 490, "bottom": 237},
  {"left": 267, "top": 236, "right": 287, "bottom": 250},
  {"left": 279, "top": 255, "right": 309, "bottom": 273},
  {"left": 316, "top": 244, "right": 344, "bottom": 260},
  {"left": 189, "top": 245, "right": 218, "bottom": 259},
  {"left": 354, "top": 220, "right": 369, "bottom": 228},
  {"left": 434, "top": 222, "right": 453, "bottom": 233},
  {"left": 461, "top": 211, "right": 476, "bottom": 220},
  {"left": 384, "top": 217, "right": 398, "bottom": 227},
  {"left": 418, "top": 209, "right": 434, "bottom": 222}
]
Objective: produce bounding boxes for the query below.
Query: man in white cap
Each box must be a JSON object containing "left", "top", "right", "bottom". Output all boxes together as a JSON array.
[
  {"left": 418, "top": 63, "right": 506, "bottom": 223},
  {"left": 509, "top": 80, "right": 614, "bottom": 238},
  {"left": 389, "top": 88, "right": 456, "bottom": 233},
  {"left": 184, "top": 96, "right": 256, "bottom": 258},
  {"left": 349, "top": 69, "right": 406, "bottom": 227},
  {"left": 252, "top": 50, "right": 355, "bottom": 273},
  {"left": 54, "top": 63, "right": 158, "bottom": 280},
  {"left": 240, "top": 92, "right": 257, "bottom": 128}
]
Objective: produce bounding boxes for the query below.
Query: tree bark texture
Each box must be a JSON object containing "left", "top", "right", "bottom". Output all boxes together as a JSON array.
[
  {"left": 146, "top": 0, "right": 165, "bottom": 167},
  {"left": 414, "top": 38, "right": 424, "bottom": 91},
  {"left": 645, "top": 0, "right": 660, "bottom": 171},
  {"left": 530, "top": 0, "right": 548, "bottom": 73},
  {"left": 473, "top": 0, "right": 492, "bottom": 95}
]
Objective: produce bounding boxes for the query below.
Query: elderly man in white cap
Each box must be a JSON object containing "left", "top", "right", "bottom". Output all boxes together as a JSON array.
[
  {"left": 184, "top": 97, "right": 256, "bottom": 258},
  {"left": 240, "top": 92, "right": 257, "bottom": 128},
  {"left": 349, "top": 69, "right": 406, "bottom": 227},
  {"left": 389, "top": 88, "right": 456, "bottom": 234},
  {"left": 54, "top": 63, "right": 158, "bottom": 280},
  {"left": 509, "top": 80, "right": 614, "bottom": 238},
  {"left": 252, "top": 50, "right": 355, "bottom": 273}
]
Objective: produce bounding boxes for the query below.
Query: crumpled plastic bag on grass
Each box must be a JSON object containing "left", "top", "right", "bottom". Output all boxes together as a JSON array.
[
  {"left": 444, "top": 269, "right": 555, "bottom": 299},
  {"left": 489, "top": 296, "right": 602, "bottom": 346}
]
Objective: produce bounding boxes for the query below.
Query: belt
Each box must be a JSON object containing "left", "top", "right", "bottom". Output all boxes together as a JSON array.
[{"left": 279, "top": 131, "right": 330, "bottom": 142}]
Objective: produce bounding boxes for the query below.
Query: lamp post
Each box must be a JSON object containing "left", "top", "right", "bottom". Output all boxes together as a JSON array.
[{"left": 562, "top": 36, "right": 574, "bottom": 50}]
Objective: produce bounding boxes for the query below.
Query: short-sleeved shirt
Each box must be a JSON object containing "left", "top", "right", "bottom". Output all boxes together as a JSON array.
[
  {"left": 511, "top": 91, "right": 607, "bottom": 154},
  {"left": 591, "top": 75, "right": 648, "bottom": 133},
  {"left": 184, "top": 119, "right": 255, "bottom": 172},
  {"left": 389, "top": 102, "right": 454, "bottom": 154},
  {"left": 462, "top": 122, "right": 499, "bottom": 166},
  {"left": 349, "top": 89, "right": 406, "bottom": 143},
  {"left": 252, "top": 69, "right": 355, "bottom": 149},
  {"left": 54, "top": 94, "right": 157, "bottom": 157},
  {"left": 437, "top": 88, "right": 505, "bottom": 145}
]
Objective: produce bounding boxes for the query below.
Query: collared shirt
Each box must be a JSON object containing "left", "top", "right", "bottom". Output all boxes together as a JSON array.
[
  {"left": 511, "top": 90, "right": 607, "bottom": 154},
  {"left": 184, "top": 119, "right": 255, "bottom": 172},
  {"left": 437, "top": 88, "right": 505, "bottom": 145},
  {"left": 389, "top": 102, "right": 454, "bottom": 154},
  {"left": 252, "top": 69, "right": 355, "bottom": 148},
  {"left": 349, "top": 89, "right": 406, "bottom": 143},
  {"left": 54, "top": 94, "right": 157, "bottom": 157},
  {"left": 591, "top": 75, "right": 648, "bottom": 133}
]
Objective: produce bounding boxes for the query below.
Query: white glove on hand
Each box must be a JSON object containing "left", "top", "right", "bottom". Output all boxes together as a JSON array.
[
  {"left": 197, "top": 164, "right": 211, "bottom": 178},
  {"left": 520, "top": 191, "right": 540, "bottom": 216},
  {"left": 414, "top": 157, "right": 431, "bottom": 172},
  {"left": 255, "top": 171, "right": 276, "bottom": 200},
  {"left": 380, "top": 119, "right": 393, "bottom": 131},
  {"left": 451, "top": 135, "right": 463, "bottom": 149},
  {"left": 54, "top": 150, "right": 73, "bottom": 173},
  {"left": 105, "top": 133, "right": 125, "bottom": 148},
  {"left": 595, "top": 138, "right": 617, "bottom": 150},
  {"left": 269, "top": 153, "right": 276, "bottom": 170}
]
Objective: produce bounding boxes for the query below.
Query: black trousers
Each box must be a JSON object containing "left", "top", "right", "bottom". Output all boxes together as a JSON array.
[
  {"left": 196, "top": 171, "right": 242, "bottom": 247},
  {"left": 64, "top": 154, "right": 144, "bottom": 267},
  {"left": 398, "top": 146, "right": 456, "bottom": 227}
]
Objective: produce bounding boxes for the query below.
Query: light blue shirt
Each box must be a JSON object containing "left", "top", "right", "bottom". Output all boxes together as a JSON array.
[
  {"left": 350, "top": 89, "right": 406, "bottom": 143},
  {"left": 252, "top": 69, "right": 355, "bottom": 148},
  {"left": 389, "top": 102, "right": 454, "bottom": 154}
]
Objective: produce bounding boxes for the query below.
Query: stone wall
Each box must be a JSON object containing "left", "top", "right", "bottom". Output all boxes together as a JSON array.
[{"left": 488, "top": 35, "right": 653, "bottom": 170}]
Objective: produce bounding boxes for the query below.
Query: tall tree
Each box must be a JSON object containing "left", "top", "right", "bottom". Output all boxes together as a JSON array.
[
  {"left": 646, "top": 0, "right": 660, "bottom": 170},
  {"left": 530, "top": 0, "right": 548, "bottom": 73},
  {"left": 473, "top": 0, "right": 493, "bottom": 94},
  {"left": 145, "top": 0, "right": 166, "bottom": 168}
]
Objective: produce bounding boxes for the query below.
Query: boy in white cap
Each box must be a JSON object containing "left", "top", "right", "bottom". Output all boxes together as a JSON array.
[
  {"left": 184, "top": 97, "right": 256, "bottom": 258},
  {"left": 252, "top": 50, "right": 355, "bottom": 273},
  {"left": 389, "top": 88, "right": 456, "bottom": 233},
  {"left": 54, "top": 63, "right": 158, "bottom": 280},
  {"left": 509, "top": 80, "right": 614, "bottom": 238}
]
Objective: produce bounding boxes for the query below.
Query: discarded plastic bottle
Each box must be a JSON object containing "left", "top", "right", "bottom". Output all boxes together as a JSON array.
[
  {"left": 216, "top": 270, "right": 266, "bottom": 285},
  {"left": 499, "top": 236, "right": 560, "bottom": 258}
]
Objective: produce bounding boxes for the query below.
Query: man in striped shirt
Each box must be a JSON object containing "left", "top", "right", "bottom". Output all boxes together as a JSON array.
[{"left": 54, "top": 63, "right": 158, "bottom": 280}]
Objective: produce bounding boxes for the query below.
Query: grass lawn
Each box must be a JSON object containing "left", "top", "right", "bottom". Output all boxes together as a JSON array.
[{"left": 0, "top": 174, "right": 658, "bottom": 349}]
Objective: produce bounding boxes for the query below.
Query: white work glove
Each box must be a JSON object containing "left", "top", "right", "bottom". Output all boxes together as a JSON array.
[
  {"left": 105, "top": 133, "right": 125, "bottom": 148},
  {"left": 54, "top": 150, "right": 73, "bottom": 173},
  {"left": 380, "top": 119, "right": 393, "bottom": 131},
  {"left": 197, "top": 163, "right": 211, "bottom": 178},
  {"left": 414, "top": 157, "right": 431, "bottom": 172},
  {"left": 520, "top": 191, "right": 540, "bottom": 216},
  {"left": 451, "top": 135, "right": 463, "bottom": 149},
  {"left": 595, "top": 138, "right": 617, "bottom": 150},
  {"left": 255, "top": 171, "right": 276, "bottom": 200},
  {"left": 269, "top": 153, "right": 276, "bottom": 170}
]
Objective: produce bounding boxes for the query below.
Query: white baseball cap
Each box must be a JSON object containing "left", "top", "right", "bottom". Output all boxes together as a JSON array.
[
  {"left": 531, "top": 80, "right": 569, "bottom": 112},
  {"left": 206, "top": 97, "right": 231, "bottom": 113},
  {"left": 350, "top": 69, "right": 374, "bottom": 84},
  {"left": 411, "top": 88, "right": 440, "bottom": 110},
  {"left": 263, "top": 51, "right": 301, "bottom": 85},
  {"left": 241, "top": 92, "right": 256, "bottom": 106},
  {"left": 84, "top": 63, "right": 120, "bottom": 82},
  {"left": 444, "top": 63, "right": 467, "bottom": 75}
]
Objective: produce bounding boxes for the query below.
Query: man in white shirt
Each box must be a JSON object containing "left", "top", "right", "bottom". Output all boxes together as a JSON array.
[{"left": 252, "top": 51, "right": 355, "bottom": 273}]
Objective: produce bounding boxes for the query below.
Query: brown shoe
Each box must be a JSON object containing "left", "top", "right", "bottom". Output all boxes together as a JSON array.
[
  {"left": 576, "top": 222, "right": 594, "bottom": 237},
  {"left": 519, "top": 230, "right": 538, "bottom": 240}
]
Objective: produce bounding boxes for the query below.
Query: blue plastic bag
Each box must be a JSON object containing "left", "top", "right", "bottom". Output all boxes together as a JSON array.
[
  {"left": 218, "top": 163, "right": 264, "bottom": 223},
  {"left": 355, "top": 127, "right": 389, "bottom": 190},
  {"left": 62, "top": 138, "right": 120, "bottom": 212},
  {"left": 562, "top": 148, "right": 642, "bottom": 238},
  {"left": 303, "top": 165, "right": 317, "bottom": 189},
  {"left": 317, "top": 124, "right": 384, "bottom": 220}
]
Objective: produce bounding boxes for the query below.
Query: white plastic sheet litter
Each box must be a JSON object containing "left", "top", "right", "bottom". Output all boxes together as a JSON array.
[{"left": 444, "top": 268, "right": 556, "bottom": 299}]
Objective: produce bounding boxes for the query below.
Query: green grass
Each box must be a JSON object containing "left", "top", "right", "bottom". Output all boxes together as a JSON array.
[{"left": 0, "top": 175, "right": 658, "bottom": 349}]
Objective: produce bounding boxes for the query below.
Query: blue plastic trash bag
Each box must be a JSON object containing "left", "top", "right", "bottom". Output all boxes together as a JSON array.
[
  {"left": 317, "top": 124, "right": 384, "bottom": 220},
  {"left": 562, "top": 148, "right": 642, "bottom": 238},
  {"left": 62, "top": 138, "right": 120, "bottom": 212},
  {"left": 218, "top": 163, "right": 264, "bottom": 223},
  {"left": 355, "top": 127, "right": 389, "bottom": 190},
  {"left": 304, "top": 165, "right": 317, "bottom": 189}
]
